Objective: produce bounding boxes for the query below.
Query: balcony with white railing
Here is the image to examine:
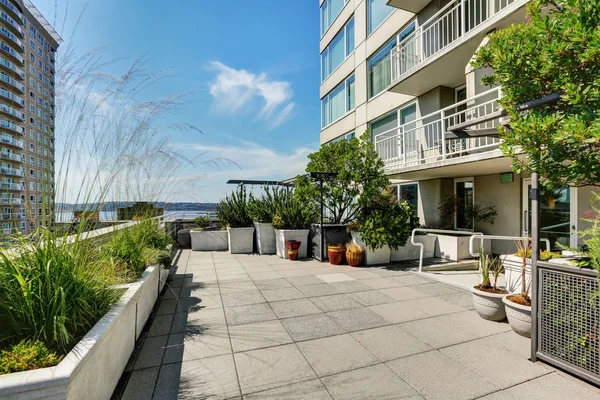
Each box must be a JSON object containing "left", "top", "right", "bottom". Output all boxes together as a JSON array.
[
  {"left": 0, "top": 135, "right": 23, "bottom": 149},
  {"left": 1, "top": 166, "right": 23, "bottom": 177},
  {"left": 375, "top": 87, "right": 503, "bottom": 174},
  {"left": 389, "top": 0, "right": 528, "bottom": 96},
  {"left": 0, "top": 197, "right": 20, "bottom": 206},
  {"left": 0, "top": 103, "right": 23, "bottom": 121},
  {"left": 0, "top": 149, "right": 21, "bottom": 162},
  {"left": 386, "top": 0, "right": 430, "bottom": 13},
  {"left": 0, "top": 11, "right": 23, "bottom": 38},
  {"left": 0, "top": 41, "right": 23, "bottom": 65},
  {"left": 0, "top": 26, "right": 22, "bottom": 51},
  {"left": 0, "top": 88, "right": 23, "bottom": 107},
  {"left": 0, "top": 73, "right": 24, "bottom": 93},
  {"left": 0, "top": 0, "right": 22, "bottom": 22},
  {"left": 0, "top": 182, "right": 21, "bottom": 191},
  {"left": 0, "top": 56, "right": 23, "bottom": 79},
  {"left": 0, "top": 118, "right": 23, "bottom": 134}
]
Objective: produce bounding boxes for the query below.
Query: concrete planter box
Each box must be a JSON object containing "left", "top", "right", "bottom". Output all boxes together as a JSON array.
[
  {"left": 434, "top": 234, "right": 491, "bottom": 261},
  {"left": 228, "top": 227, "right": 255, "bottom": 254},
  {"left": 0, "top": 265, "right": 164, "bottom": 400},
  {"left": 310, "top": 224, "right": 350, "bottom": 261},
  {"left": 351, "top": 232, "right": 390, "bottom": 265},
  {"left": 190, "top": 230, "right": 228, "bottom": 251},
  {"left": 255, "top": 222, "right": 276, "bottom": 255},
  {"left": 391, "top": 235, "right": 437, "bottom": 262},
  {"left": 177, "top": 228, "right": 191, "bottom": 248},
  {"left": 275, "top": 229, "right": 310, "bottom": 259}
]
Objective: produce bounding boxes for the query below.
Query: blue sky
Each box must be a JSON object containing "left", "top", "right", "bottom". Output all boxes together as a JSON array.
[{"left": 36, "top": 0, "right": 320, "bottom": 202}]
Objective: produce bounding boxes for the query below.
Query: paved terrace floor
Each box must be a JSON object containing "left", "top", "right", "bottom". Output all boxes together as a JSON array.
[{"left": 112, "top": 250, "right": 600, "bottom": 400}]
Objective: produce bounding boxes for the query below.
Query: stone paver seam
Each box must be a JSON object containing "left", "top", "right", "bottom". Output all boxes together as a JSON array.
[{"left": 471, "top": 371, "right": 558, "bottom": 399}]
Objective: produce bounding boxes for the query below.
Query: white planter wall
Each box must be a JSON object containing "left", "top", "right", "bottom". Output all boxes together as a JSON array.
[
  {"left": 275, "top": 230, "right": 310, "bottom": 259},
  {"left": 190, "top": 230, "right": 228, "bottom": 251},
  {"left": 228, "top": 227, "right": 255, "bottom": 254},
  {"left": 255, "top": 223, "right": 276, "bottom": 255},
  {"left": 504, "top": 255, "right": 531, "bottom": 294},
  {"left": 351, "top": 232, "right": 391, "bottom": 265},
  {"left": 0, "top": 265, "right": 164, "bottom": 400},
  {"left": 435, "top": 235, "right": 491, "bottom": 261},
  {"left": 391, "top": 235, "right": 437, "bottom": 262}
]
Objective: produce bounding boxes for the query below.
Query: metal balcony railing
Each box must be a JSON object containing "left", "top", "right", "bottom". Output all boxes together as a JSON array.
[
  {"left": 1, "top": 166, "right": 23, "bottom": 177},
  {"left": 0, "top": 103, "right": 23, "bottom": 120},
  {"left": 390, "top": 0, "right": 522, "bottom": 84},
  {"left": 0, "top": 118, "right": 23, "bottom": 134},
  {"left": 0, "top": 150, "right": 21, "bottom": 162},
  {"left": 0, "top": 56, "right": 23, "bottom": 79},
  {"left": 0, "top": 73, "right": 24, "bottom": 92},
  {"left": 0, "top": 197, "right": 20, "bottom": 205},
  {"left": 0, "top": 26, "right": 22, "bottom": 51},
  {"left": 0, "top": 42, "right": 23, "bottom": 65},
  {"left": 374, "top": 87, "right": 502, "bottom": 171},
  {"left": 0, "top": 11, "right": 23, "bottom": 37},
  {"left": 0, "top": 135, "right": 23, "bottom": 148},
  {"left": 0, "top": 0, "right": 22, "bottom": 20},
  {"left": 0, "top": 182, "right": 21, "bottom": 191},
  {"left": 0, "top": 88, "right": 23, "bottom": 106}
]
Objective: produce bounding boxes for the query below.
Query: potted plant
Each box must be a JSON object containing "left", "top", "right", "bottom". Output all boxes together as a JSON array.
[
  {"left": 327, "top": 244, "right": 346, "bottom": 265},
  {"left": 247, "top": 188, "right": 278, "bottom": 255},
  {"left": 503, "top": 240, "right": 532, "bottom": 337},
  {"left": 345, "top": 241, "right": 364, "bottom": 267},
  {"left": 471, "top": 246, "right": 508, "bottom": 321},
  {"left": 216, "top": 188, "right": 255, "bottom": 254},
  {"left": 189, "top": 215, "right": 228, "bottom": 251},
  {"left": 272, "top": 191, "right": 317, "bottom": 259}
]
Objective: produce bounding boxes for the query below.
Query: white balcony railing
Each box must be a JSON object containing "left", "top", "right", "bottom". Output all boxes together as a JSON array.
[
  {"left": 0, "top": 135, "right": 23, "bottom": 149},
  {"left": 0, "top": 103, "right": 24, "bottom": 120},
  {"left": 1, "top": 166, "right": 23, "bottom": 177},
  {"left": 0, "top": 182, "right": 21, "bottom": 191},
  {"left": 0, "top": 150, "right": 21, "bottom": 162},
  {"left": 0, "top": 56, "right": 23, "bottom": 79},
  {"left": 374, "top": 87, "right": 502, "bottom": 171},
  {"left": 0, "top": 73, "right": 24, "bottom": 92},
  {"left": 391, "top": 0, "right": 521, "bottom": 84},
  {"left": 0, "top": 197, "right": 20, "bottom": 206}
]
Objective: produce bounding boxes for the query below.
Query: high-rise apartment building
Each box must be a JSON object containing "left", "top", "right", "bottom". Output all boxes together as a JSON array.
[
  {"left": 319, "top": 0, "right": 593, "bottom": 253},
  {"left": 0, "top": 0, "right": 60, "bottom": 234}
]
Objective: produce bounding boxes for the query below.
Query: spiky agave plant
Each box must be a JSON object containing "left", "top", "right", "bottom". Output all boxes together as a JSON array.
[{"left": 217, "top": 188, "right": 253, "bottom": 228}]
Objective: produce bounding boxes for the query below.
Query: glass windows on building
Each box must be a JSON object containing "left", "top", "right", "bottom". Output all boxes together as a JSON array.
[
  {"left": 321, "top": 18, "right": 355, "bottom": 82},
  {"left": 321, "top": 0, "right": 349, "bottom": 35},
  {"left": 455, "top": 178, "right": 474, "bottom": 230},
  {"left": 398, "top": 183, "right": 419, "bottom": 217},
  {"left": 368, "top": 0, "right": 393, "bottom": 34},
  {"left": 367, "top": 22, "right": 416, "bottom": 98},
  {"left": 321, "top": 75, "right": 355, "bottom": 128}
]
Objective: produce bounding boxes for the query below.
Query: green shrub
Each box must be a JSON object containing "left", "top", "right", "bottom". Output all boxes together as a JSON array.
[
  {"left": 143, "top": 247, "right": 172, "bottom": 268},
  {"left": 134, "top": 219, "right": 173, "bottom": 249},
  {"left": 0, "top": 229, "right": 121, "bottom": 352},
  {"left": 247, "top": 187, "right": 281, "bottom": 223},
  {"left": 271, "top": 190, "right": 317, "bottom": 230},
  {"left": 217, "top": 187, "right": 253, "bottom": 228},
  {"left": 104, "top": 228, "right": 147, "bottom": 276},
  {"left": 194, "top": 216, "right": 211, "bottom": 230},
  {"left": 0, "top": 340, "right": 63, "bottom": 374}
]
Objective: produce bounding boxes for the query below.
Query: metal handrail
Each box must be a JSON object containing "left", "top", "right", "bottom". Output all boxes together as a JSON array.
[
  {"left": 468, "top": 235, "right": 551, "bottom": 258},
  {"left": 411, "top": 228, "right": 483, "bottom": 272}
]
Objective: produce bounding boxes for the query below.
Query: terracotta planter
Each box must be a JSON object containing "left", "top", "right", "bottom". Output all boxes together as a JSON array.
[
  {"left": 346, "top": 250, "right": 364, "bottom": 267},
  {"left": 328, "top": 245, "right": 345, "bottom": 265},
  {"left": 286, "top": 240, "right": 301, "bottom": 261}
]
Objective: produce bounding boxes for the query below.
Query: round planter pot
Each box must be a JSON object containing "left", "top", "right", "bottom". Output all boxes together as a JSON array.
[
  {"left": 286, "top": 240, "right": 301, "bottom": 261},
  {"left": 502, "top": 295, "right": 532, "bottom": 338},
  {"left": 328, "top": 246, "right": 345, "bottom": 265},
  {"left": 346, "top": 250, "right": 364, "bottom": 267},
  {"left": 471, "top": 287, "right": 507, "bottom": 321}
]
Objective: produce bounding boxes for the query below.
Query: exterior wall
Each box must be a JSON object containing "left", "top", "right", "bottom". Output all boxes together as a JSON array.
[{"left": 416, "top": 178, "right": 452, "bottom": 227}]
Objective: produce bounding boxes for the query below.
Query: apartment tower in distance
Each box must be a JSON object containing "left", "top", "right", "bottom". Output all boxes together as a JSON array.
[
  {"left": 0, "top": 0, "right": 60, "bottom": 235},
  {"left": 320, "top": 0, "right": 594, "bottom": 254}
]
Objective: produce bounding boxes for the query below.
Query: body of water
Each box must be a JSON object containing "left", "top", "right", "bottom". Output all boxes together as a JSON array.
[{"left": 55, "top": 211, "right": 216, "bottom": 223}]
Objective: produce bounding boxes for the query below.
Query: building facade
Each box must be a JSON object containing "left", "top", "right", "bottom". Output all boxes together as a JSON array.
[
  {"left": 319, "top": 0, "right": 593, "bottom": 254},
  {"left": 0, "top": 0, "right": 60, "bottom": 235}
]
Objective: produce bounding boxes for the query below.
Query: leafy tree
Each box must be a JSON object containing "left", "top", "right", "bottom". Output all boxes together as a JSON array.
[
  {"left": 295, "top": 131, "right": 390, "bottom": 224},
  {"left": 472, "top": 0, "right": 600, "bottom": 188}
]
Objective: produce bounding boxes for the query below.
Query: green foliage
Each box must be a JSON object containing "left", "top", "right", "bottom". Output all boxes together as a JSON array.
[
  {"left": 247, "top": 187, "right": 282, "bottom": 223},
  {"left": 217, "top": 187, "right": 253, "bottom": 228},
  {"left": 472, "top": 0, "right": 600, "bottom": 188},
  {"left": 134, "top": 219, "right": 173, "bottom": 250},
  {"left": 478, "top": 247, "right": 503, "bottom": 289},
  {"left": 0, "top": 229, "right": 121, "bottom": 352},
  {"left": 438, "top": 195, "right": 498, "bottom": 230},
  {"left": 0, "top": 340, "right": 63, "bottom": 374},
  {"left": 294, "top": 131, "right": 390, "bottom": 224},
  {"left": 579, "top": 192, "right": 600, "bottom": 274},
  {"left": 272, "top": 190, "right": 317, "bottom": 230},
  {"left": 272, "top": 215, "right": 284, "bottom": 230},
  {"left": 143, "top": 248, "right": 172, "bottom": 268},
  {"left": 540, "top": 250, "right": 562, "bottom": 261},
  {"left": 194, "top": 216, "right": 211, "bottom": 230}
]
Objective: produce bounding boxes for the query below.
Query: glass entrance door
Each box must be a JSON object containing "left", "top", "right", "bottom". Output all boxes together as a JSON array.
[{"left": 522, "top": 179, "right": 572, "bottom": 250}]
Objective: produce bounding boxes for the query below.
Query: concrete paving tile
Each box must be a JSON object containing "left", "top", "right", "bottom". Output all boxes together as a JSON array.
[
  {"left": 178, "top": 290, "right": 222, "bottom": 310},
  {"left": 387, "top": 351, "right": 498, "bottom": 400},
  {"left": 221, "top": 290, "right": 265, "bottom": 308},
  {"left": 328, "top": 280, "right": 373, "bottom": 293},
  {"left": 286, "top": 275, "right": 326, "bottom": 287},
  {"left": 351, "top": 325, "right": 433, "bottom": 362},
  {"left": 156, "top": 299, "right": 178, "bottom": 315},
  {"left": 297, "top": 334, "right": 379, "bottom": 377},
  {"left": 261, "top": 287, "right": 305, "bottom": 302},
  {"left": 310, "top": 294, "right": 363, "bottom": 312},
  {"left": 244, "top": 379, "right": 332, "bottom": 400},
  {"left": 371, "top": 268, "right": 413, "bottom": 277},
  {"left": 134, "top": 335, "right": 168, "bottom": 370},
  {"left": 477, "top": 391, "right": 517, "bottom": 400},
  {"left": 121, "top": 366, "right": 159, "bottom": 400},
  {"left": 441, "top": 338, "right": 550, "bottom": 389},
  {"left": 174, "top": 296, "right": 203, "bottom": 313},
  {"left": 321, "top": 363, "right": 423, "bottom": 400},
  {"left": 234, "top": 344, "right": 317, "bottom": 395},
  {"left": 152, "top": 354, "right": 240, "bottom": 400},
  {"left": 362, "top": 277, "right": 403, "bottom": 289},
  {"left": 147, "top": 314, "right": 174, "bottom": 337},
  {"left": 390, "top": 274, "right": 435, "bottom": 286},
  {"left": 229, "top": 320, "right": 293, "bottom": 353},
  {"left": 163, "top": 327, "right": 232, "bottom": 364},
  {"left": 171, "top": 308, "right": 226, "bottom": 334},
  {"left": 218, "top": 273, "right": 251, "bottom": 282},
  {"left": 225, "top": 303, "right": 277, "bottom": 326},
  {"left": 399, "top": 316, "right": 477, "bottom": 348},
  {"left": 280, "top": 314, "right": 346, "bottom": 341},
  {"left": 162, "top": 286, "right": 181, "bottom": 300},
  {"left": 502, "top": 372, "right": 600, "bottom": 400},
  {"left": 316, "top": 273, "right": 355, "bottom": 283},
  {"left": 484, "top": 331, "right": 533, "bottom": 360},
  {"left": 437, "top": 291, "right": 477, "bottom": 310},
  {"left": 343, "top": 270, "right": 381, "bottom": 280},
  {"left": 437, "top": 310, "right": 512, "bottom": 338},
  {"left": 402, "top": 296, "right": 467, "bottom": 316},
  {"left": 270, "top": 298, "right": 323, "bottom": 319},
  {"left": 368, "top": 302, "right": 430, "bottom": 324},
  {"left": 379, "top": 286, "right": 430, "bottom": 302},
  {"left": 297, "top": 283, "right": 342, "bottom": 298},
  {"left": 247, "top": 271, "right": 284, "bottom": 280},
  {"left": 327, "top": 307, "right": 391, "bottom": 332},
  {"left": 278, "top": 268, "right": 317, "bottom": 278},
  {"left": 218, "top": 280, "right": 258, "bottom": 294},
  {"left": 347, "top": 290, "right": 397, "bottom": 306},
  {"left": 412, "top": 282, "right": 464, "bottom": 296}
]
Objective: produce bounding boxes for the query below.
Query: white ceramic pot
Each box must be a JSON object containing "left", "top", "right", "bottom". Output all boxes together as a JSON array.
[
  {"left": 351, "top": 232, "right": 390, "bottom": 265},
  {"left": 275, "top": 229, "right": 310, "bottom": 259},
  {"left": 503, "top": 295, "right": 532, "bottom": 338},
  {"left": 190, "top": 230, "right": 228, "bottom": 251},
  {"left": 255, "top": 222, "right": 276, "bottom": 255},
  {"left": 471, "top": 286, "right": 507, "bottom": 321},
  {"left": 228, "top": 227, "right": 255, "bottom": 254}
]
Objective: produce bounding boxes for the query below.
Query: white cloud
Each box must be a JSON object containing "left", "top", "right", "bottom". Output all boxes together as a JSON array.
[{"left": 207, "top": 61, "right": 296, "bottom": 129}]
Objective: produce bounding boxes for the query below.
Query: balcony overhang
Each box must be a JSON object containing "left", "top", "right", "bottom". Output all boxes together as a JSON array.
[{"left": 386, "top": 0, "right": 430, "bottom": 13}]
